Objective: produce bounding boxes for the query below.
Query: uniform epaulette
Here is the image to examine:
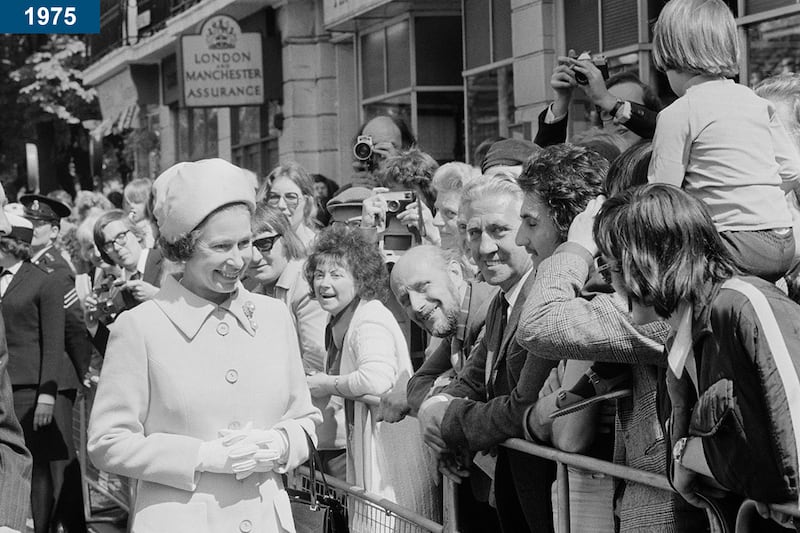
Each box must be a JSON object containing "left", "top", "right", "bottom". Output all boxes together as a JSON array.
[{"left": 34, "top": 262, "right": 54, "bottom": 275}]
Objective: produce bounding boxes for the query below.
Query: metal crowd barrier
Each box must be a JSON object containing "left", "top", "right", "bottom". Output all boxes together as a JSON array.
[{"left": 74, "top": 388, "right": 800, "bottom": 533}]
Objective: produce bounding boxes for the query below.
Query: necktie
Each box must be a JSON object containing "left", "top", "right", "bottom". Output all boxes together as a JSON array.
[
  {"left": 324, "top": 321, "right": 338, "bottom": 374},
  {"left": 129, "top": 271, "right": 142, "bottom": 281}
]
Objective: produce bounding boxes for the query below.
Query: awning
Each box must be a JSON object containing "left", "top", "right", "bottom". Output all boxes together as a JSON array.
[{"left": 89, "top": 103, "right": 140, "bottom": 140}]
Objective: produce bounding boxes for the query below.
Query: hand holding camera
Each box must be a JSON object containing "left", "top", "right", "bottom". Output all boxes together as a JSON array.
[{"left": 352, "top": 135, "right": 400, "bottom": 172}]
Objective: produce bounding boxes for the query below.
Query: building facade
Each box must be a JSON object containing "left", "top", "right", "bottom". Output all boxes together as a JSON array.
[{"left": 82, "top": 0, "right": 800, "bottom": 185}]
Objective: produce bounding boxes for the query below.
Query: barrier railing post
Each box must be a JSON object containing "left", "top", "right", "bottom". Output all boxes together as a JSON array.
[
  {"left": 556, "top": 461, "right": 570, "bottom": 533},
  {"left": 441, "top": 476, "right": 459, "bottom": 533}
]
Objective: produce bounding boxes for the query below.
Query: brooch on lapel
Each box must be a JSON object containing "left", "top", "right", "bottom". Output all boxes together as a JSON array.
[{"left": 243, "top": 301, "right": 258, "bottom": 331}]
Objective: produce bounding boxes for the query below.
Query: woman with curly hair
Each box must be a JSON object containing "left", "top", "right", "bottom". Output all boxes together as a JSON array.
[{"left": 304, "top": 226, "right": 440, "bottom": 530}]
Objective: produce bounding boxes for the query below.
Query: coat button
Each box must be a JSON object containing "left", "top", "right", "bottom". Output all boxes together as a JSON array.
[
  {"left": 216, "top": 322, "right": 230, "bottom": 336},
  {"left": 239, "top": 519, "right": 253, "bottom": 532},
  {"left": 228, "top": 421, "right": 241, "bottom": 430},
  {"left": 225, "top": 369, "right": 239, "bottom": 384}
]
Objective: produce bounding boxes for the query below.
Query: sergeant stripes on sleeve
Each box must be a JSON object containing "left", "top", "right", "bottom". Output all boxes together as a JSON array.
[{"left": 64, "top": 288, "right": 79, "bottom": 309}]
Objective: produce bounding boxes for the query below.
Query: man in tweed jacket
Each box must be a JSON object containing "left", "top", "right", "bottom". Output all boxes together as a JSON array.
[{"left": 516, "top": 198, "right": 706, "bottom": 532}]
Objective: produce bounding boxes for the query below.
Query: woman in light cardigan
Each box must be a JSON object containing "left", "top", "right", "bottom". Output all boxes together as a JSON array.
[{"left": 304, "top": 226, "right": 440, "bottom": 530}]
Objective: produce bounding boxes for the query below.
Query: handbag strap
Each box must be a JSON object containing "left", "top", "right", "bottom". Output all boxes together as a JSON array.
[
  {"left": 302, "top": 429, "right": 331, "bottom": 506},
  {"left": 722, "top": 278, "right": 800, "bottom": 509}
]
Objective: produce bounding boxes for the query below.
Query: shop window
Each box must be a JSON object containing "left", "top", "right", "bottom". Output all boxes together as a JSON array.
[
  {"left": 386, "top": 21, "right": 411, "bottom": 92},
  {"left": 603, "top": 0, "right": 638, "bottom": 50},
  {"left": 565, "top": 0, "right": 639, "bottom": 54},
  {"left": 416, "top": 17, "right": 462, "bottom": 86},
  {"left": 565, "top": 0, "right": 600, "bottom": 53},
  {"left": 175, "top": 107, "right": 218, "bottom": 161},
  {"left": 363, "top": 94, "right": 412, "bottom": 127},
  {"left": 466, "top": 65, "right": 514, "bottom": 163},
  {"left": 231, "top": 104, "right": 279, "bottom": 178},
  {"left": 747, "top": 13, "right": 800, "bottom": 86},
  {"left": 464, "top": 0, "right": 512, "bottom": 70},
  {"left": 418, "top": 92, "right": 464, "bottom": 162},
  {"left": 361, "top": 21, "right": 411, "bottom": 99}
]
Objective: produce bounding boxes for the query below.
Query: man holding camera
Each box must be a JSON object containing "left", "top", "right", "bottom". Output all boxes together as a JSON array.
[
  {"left": 535, "top": 51, "right": 663, "bottom": 150},
  {"left": 19, "top": 194, "right": 89, "bottom": 533},
  {"left": 352, "top": 115, "right": 417, "bottom": 176}
]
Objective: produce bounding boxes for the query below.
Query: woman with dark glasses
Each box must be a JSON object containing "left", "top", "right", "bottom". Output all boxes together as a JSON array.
[{"left": 247, "top": 205, "right": 345, "bottom": 477}]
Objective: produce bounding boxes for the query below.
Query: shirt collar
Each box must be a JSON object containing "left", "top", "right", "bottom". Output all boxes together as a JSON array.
[
  {"left": 330, "top": 297, "right": 360, "bottom": 350},
  {"left": 153, "top": 274, "right": 258, "bottom": 340},
  {"left": 5, "top": 261, "right": 23, "bottom": 276},
  {"left": 504, "top": 268, "right": 532, "bottom": 311},
  {"left": 30, "top": 245, "right": 51, "bottom": 264},
  {"left": 135, "top": 248, "right": 149, "bottom": 277}
]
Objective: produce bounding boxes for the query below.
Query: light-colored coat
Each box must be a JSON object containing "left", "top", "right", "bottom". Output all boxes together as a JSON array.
[
  {"left": 337, "top": 299, "right": 440, "bottom": 527},
  {"left": 88, "top": 275, "right": 322, "bottom": 533}
]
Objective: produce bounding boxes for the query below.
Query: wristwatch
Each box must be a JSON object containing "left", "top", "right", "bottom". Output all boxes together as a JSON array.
[
  {"left": 609, "top": 99, "right": 625, "bottom": 120},
  {"left": 672, "top": 436, "right": 689, "bottom": 464}
]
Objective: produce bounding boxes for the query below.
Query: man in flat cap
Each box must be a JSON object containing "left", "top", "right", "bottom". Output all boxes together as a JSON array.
[{"left": 19, "top": 194, "right": 89, "bottom": 533}]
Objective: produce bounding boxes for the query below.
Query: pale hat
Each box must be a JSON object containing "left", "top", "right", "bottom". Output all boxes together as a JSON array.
[
  {"left": 153, "top": 158, "right": 256, "bottom": 242},
  {"left": 2, "top": 212, "right": 33, "bottom": 244}
]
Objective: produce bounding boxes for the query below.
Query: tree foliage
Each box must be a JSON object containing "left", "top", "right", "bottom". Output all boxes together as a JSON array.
[{"left": 10, "top": 35, "right": 99, "bottom": 124}]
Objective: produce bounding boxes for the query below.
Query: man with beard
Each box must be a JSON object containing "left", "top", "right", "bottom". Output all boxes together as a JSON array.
[{"left": 387, "top": 244, "right": 499, "bottom": 532}]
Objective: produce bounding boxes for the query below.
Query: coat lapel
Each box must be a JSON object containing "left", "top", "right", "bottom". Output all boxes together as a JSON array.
[
  {"left": 3, "top": 263, "right": 30, "bottom": 300},
  {"left": 492, "top": 270, "right": 536, "bottom": 377}
]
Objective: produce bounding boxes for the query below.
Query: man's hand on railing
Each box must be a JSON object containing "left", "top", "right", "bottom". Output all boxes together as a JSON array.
[
  {"left": 418, "top": 395, "right": 452, "bottom": 454},
  {"left": 438, "top": 450, "right": 471, "bottom": 484},
  {"left": 376, "top": 388, "right": 410, "bottom": 423},
  {"left": 672, "top": 461, "right": 726, "bottom": 510}
]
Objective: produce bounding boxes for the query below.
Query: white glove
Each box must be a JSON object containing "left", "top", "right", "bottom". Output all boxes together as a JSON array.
[
  {"left": 196, "top": 436, "right": 259, "bottom": 475},
  {"left": 219, "top": 422, "right": 289, "bottom": 479}
]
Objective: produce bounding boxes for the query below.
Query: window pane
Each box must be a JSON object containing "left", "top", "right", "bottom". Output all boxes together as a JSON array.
[
  {"left": 206, "top": 108, "right": 218, "bottom": 157},
  {"left": 602, "top": 0, "right": 638, "bottom": 51},
  {"left": 747, "top": 14, "right": 800, "bottom": 86},
  {"left": 386, "top": 21, "right": 411, "bottom": 92},
  {"left": 564, "top": 0, "right": 599, "bottom": 54},
  {"left": 361, "top": 30, "right": 385, "bottom": 99},
  {"left": 236, "top": 106, "right": 262, "bottom": 146},
  {"left": 190, "top": 109, "right": 205, "bottom": 161},
  {"left": 746, "top": 0, "right": 793, "bottom": 16},
  {"left": 416, "top": 16, "right": 463, "bottom": 86},
  {"left": 363, "top": 94, "right": 412, "bottom": 125},
  {"left": 464, "top": 0, "right": 490, "bottom": 70},
  {"left": 492, "top": 0, "right": 512, "bottom": 62},
  {"left": 466, "top": 65, "right": 515, "bottom": 164},
  {"left": 417, "top": 91, "right": 464, "bottom": 162}
]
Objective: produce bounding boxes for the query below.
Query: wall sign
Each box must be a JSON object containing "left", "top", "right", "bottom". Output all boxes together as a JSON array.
[{"left": 181, "top": 14, "right": 264, "bottom": 107}]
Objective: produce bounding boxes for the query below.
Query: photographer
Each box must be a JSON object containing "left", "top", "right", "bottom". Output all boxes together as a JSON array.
[
  {"left": 352, "top": 115, "right": 417, "bottom": 179},
  {"left": 360, "top": 149, "right": 440, "bottom": 249},
  {"left": 535, "top": 51, "right": 662, "bottom": 150}
]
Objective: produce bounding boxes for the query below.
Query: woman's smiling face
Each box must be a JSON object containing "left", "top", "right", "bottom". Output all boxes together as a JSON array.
[{"left": 312, "top": 258, "right": 357, "bottom": 316}]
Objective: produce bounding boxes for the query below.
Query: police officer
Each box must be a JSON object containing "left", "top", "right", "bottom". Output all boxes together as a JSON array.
[{"left": 19, "top": 194, "right": 88, "bottom": 533}]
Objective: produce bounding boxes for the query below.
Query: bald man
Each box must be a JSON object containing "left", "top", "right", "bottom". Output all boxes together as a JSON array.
[{"left": 353, "top": 115, "right": 416, "bottom": 174}]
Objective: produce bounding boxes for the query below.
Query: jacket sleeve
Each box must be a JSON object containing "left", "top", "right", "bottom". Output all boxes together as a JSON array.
[
  {"left": 407, "top": 338, "right": 454, "bottom": 413},
  {"left": 90, "top": 321, "right": 110, "bottom": 356},
  {"left": 625, "top": 102, "right": 657, "bottom": 140},
  {"left": 87, "top": 312, "right": 205, "bottom": 491},
  {"left": 516, "top": 244, "right": 669, "bottom": 366},
  {"left": 533, "top": 106, "right": 568, "bottom": 147},
  {"left": 0, "top": 317, "right": 32, "bottom": 530},
  {"left": 38, "top": 273, "right": 66, "bottom": 397},
  {"left": 273, "top": 305, "right": 323, "bottom": 473},
  {"left": 441, "top": 337, "right": 488, "bottom": 402},
  {"left": 337, "top": 318, "right": 398, "bottom": 398},
  {"left": 291, "top": 282, "right": 327, "bottom": 374},
  {"left": 59, "top": 270, "right": 92, "bottom": 382},
  {"left": 441, "top": 345, "right": 558, "bottom": 452}
]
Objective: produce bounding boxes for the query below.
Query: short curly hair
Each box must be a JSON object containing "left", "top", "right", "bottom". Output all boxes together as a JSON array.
[
  {"left": 0, "top": 236, "right": 31, "bottom": 261},
  {"left": 517, "top": 144, "right": 608, "bottom": 240},
  {"left": 377, "top": 149, "right": 438, "bottom": 210},
  {"left": 304, "top": 226, "right": 388, "bottom": 303}
]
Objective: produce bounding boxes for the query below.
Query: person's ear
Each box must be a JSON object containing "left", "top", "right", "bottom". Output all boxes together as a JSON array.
[{"left": 446, "top": 259, "right": 463, "bottom": 285}]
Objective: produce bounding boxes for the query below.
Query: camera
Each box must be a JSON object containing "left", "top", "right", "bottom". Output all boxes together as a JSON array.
[
  {"left": 573, "top": 51, "right": 609, "bottom": 85},
  {"left": 353, "top": 135, "right": 374, "bottom": 161},
  {"left": 379, "top": 190, "right": 415, "bottom": 213},
  {"left": 90, "top": 277, "right": 124, "bottom": 323}
]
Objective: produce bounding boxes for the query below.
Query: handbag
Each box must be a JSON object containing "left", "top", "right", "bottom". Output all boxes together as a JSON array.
[{"left": 288, "top": 431, "right": 349, "bottom": 533}]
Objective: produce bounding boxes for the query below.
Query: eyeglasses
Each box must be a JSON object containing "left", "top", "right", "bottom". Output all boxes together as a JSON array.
[
  {"left": 595, "top": 256, "right": 619, "bottom": 286},
  {"left": 266, "top": 192, "right": 301, "bottom": 208},
  {"left": 252, "top": 234, "right": 281, "bottom": 253},
  {"left": 330, "top": 219, "right": 362, "bottom": 230},
  {"left": 102, "top": 230, "right": 130, "bottom": 253}
]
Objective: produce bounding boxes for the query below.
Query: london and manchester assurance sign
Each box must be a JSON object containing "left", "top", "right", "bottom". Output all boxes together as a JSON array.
[{"left": 181, "top": 14, "right": 264, "bottom": 107}]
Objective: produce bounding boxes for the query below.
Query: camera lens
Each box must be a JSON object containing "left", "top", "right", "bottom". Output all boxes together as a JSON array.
[
  {"left": 386, "top": 200, "right": 400, "bottom": 212},
  {"left": 353, "top": 142, "right": 372, "bottom": 161}
]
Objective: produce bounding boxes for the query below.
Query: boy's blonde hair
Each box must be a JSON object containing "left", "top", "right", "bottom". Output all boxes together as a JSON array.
[{"left": 652, "top": 0, "right": 739, "bottom": 77}]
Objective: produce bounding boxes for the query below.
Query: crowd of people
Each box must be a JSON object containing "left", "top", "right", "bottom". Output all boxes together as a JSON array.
[{"left": 0, "top": 0, "right": 799, "bottom": 532}]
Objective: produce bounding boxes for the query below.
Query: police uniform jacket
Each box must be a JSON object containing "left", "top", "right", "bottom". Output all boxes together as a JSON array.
[
  {"left": 88, "top": 275, "right": 322, "bottom": 533},
  {"left": 33, "top": 245, "right": 92, "bottom": 389},
  {"left": 2, "top": 261, "right": 65, "bottom": 395}
]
